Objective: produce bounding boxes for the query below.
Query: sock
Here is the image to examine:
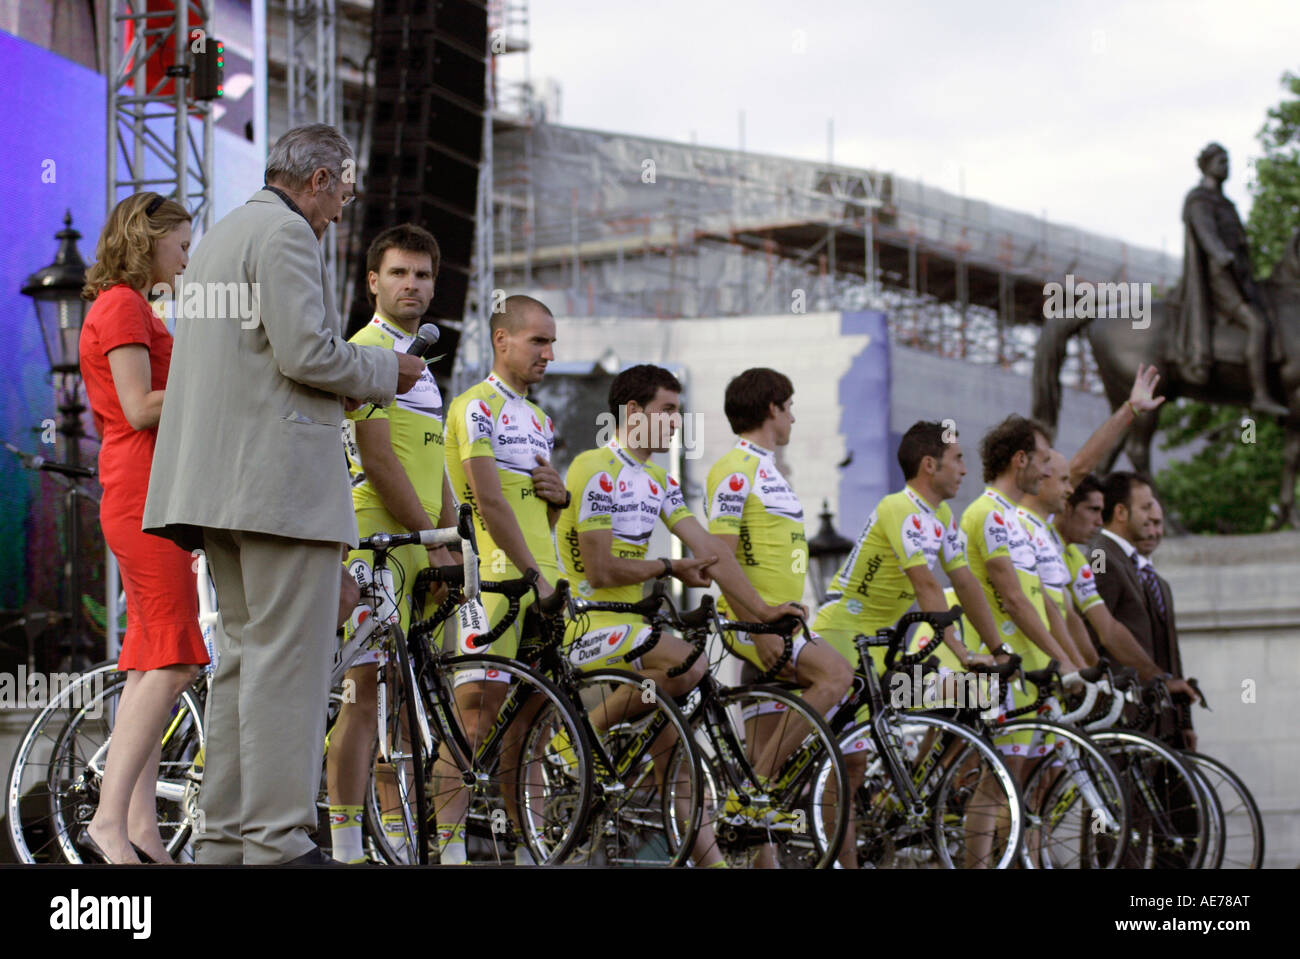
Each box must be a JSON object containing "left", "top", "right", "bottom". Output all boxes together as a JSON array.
[
  {"left": 329, "top": 805, "right": 366, "bottom": 864},
  {"left": 514, "top": 844, "right": 535, "bottom": 866},
  {"left": 437, "top": 822, "right": 467, "bottom": 865},
  {"left": 381, "top": 814, "right": 409, "bottom": 864}
]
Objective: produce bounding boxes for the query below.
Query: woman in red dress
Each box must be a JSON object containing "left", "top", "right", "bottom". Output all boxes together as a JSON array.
[{"left": 77, "top": 192, "right": 209, "bottom": 863}]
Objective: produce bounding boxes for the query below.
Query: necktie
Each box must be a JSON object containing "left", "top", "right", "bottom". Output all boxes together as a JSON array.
[{"left": 1137, "top": 561, "right": 1167, "bottom": 621}]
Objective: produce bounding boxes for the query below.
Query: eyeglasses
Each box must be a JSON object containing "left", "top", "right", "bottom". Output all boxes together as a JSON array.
[{"left": 341, "top": 193, "right": 357, "bottom": 207}]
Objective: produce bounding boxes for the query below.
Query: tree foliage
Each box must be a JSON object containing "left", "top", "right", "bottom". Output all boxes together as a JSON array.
[
  {"left": 1157, "top": 71, "right": 1300, "bottom": 532},
  {"left": 1156, "top": 400, "right": 1285, "bottom": 533}
]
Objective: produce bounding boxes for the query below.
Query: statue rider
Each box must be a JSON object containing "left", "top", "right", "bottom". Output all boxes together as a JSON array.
[{"left": 1174, "top": 142, "right": 1288, "bottom": 417}]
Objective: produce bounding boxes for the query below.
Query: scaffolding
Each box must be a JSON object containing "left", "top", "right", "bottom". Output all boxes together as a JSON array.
[
  {"left": 450, "top": 0, "right": 532, "bottom": 394},
  {"left": 489, "top": 123, "right": 1179, "bottom": 385},
  {"left": 285, "top": 0, "right": 339, "bottom": 290},
  {"left": 105, "top": 0, "right": 215, "bottom": 231}
]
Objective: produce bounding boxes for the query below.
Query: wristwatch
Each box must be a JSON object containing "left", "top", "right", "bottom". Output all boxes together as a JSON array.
[
  {"left": 553, "top": 490, "right": 571, "bottom": 509},
  {"left": 657, "top": 558, "right": 674, "bottom": 580},
  {"left": 993, "top": 643, "right": 1015, "bottom": 656}
]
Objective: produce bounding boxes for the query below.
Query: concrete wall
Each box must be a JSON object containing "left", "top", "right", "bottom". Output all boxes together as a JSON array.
[{"left": 1153, "top": 531, "right": 1300, "bottom": 868}]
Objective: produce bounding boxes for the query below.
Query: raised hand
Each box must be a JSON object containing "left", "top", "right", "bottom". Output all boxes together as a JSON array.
[{"left": 1128, "top": 363, "right": 1166, "bottom": 414}]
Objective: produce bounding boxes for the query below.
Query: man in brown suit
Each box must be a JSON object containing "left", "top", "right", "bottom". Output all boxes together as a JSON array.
[
  {"left": 1090, "top": 473, "right": 1204, "bottom": 867},
  {"left": 1088, "top": 472, "right": 1200, "bottom": 715}
]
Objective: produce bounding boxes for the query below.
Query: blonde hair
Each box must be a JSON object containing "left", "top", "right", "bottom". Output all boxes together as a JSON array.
[{"left": 81, "top": 192, "right": 192, "bottom": 300}]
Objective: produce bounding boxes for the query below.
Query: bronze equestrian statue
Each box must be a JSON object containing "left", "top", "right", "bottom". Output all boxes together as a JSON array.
[{"left": 1034, "top": 143, "right": 1300, "bottom": 527}]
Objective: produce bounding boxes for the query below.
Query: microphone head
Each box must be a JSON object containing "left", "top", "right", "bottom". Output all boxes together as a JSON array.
[{"left": 415, "top": 323, "right": 440, "bottom": 346}]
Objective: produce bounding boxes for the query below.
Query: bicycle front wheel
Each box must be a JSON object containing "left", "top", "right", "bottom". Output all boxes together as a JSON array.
[
  {"left": 1182, "top": 752, "right": 1263, "bottom": 869},
  {"left": 696, "top": 683, "right": 848, "bottom": 869},
  {"left": 7, "top": 662, "right": 121, "bottom": 863},
  {"left": 1089, "top": 729, "right": 1210, "bottom": 869},
  {"left": 997, "top": 719, "right": 1129, "bottom": 869},
  {"left": 820, "top": 712, "right": 1023, "bottom": 869},
  {"left": 558, "top": 669, "right": 702, "bottom": 867},
  {"left": 363, "top": 638, "right": 430, "bottom": 865}
]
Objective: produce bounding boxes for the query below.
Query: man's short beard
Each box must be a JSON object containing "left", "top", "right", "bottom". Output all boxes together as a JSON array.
[{"left": 1016, "top": 466, "right": 1040, "bottom": 497}]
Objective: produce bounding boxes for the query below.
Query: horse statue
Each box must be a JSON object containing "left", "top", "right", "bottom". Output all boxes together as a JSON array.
[{"left": 1032, "top": 226, "right": 1300, "bottom": 528}]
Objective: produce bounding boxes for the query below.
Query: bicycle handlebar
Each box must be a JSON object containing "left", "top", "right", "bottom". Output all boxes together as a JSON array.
[
  {"left": 417, "top": 565, "right": 537, "bottom": 599},
  {"left": 359, "top": 527, "right": 462, "bottom": 551},
  {"left": 538, "top": 579, "right": 570, "bottom": 617},
  {"left": 567, "top": 580, "right": 669, "bottom": 621}
]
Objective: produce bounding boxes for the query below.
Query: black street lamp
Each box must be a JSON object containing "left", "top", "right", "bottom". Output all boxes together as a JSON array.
[
  {"left": 807, "top": 499, "right": 853, "bottom": 604},
  {"left": 21, "top": 211, "right": 96, "bottom": 669}
]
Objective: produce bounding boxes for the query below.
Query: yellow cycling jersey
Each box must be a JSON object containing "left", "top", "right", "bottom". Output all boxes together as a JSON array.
[
  {"left": 444, "top": 372, "right": 557, "bottom": 580},
  {"left": 959, "top": 486, "right": 1050, "bottom": 672},
  {"left": 342, "top": 315, "right": 446, "bottom": 519},
  {"left": 1016, "top": 505, "right": 1070, "bottom": 622},
  {"left": 813, "top": 485, "right": 967, "bottom": 636},
  {"left": 706, "top": 438, "right": 807, "bottom": 607},
  {"left": 1062, "top": 540, "right": 1104, "bottom": 615},
  {"left": 556, "top": 439, "right": 692, "bottom": 604}
]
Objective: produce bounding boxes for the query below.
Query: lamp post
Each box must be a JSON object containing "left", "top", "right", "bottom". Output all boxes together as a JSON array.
[
  {"left": 21, "top": 211, "right": 95, "bottom": 670},
  {"left": 807, "top": 499, "right": 853, "bottom": 605}
]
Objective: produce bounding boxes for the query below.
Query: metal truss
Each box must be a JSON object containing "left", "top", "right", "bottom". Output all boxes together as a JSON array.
[
  {"left": 105, "top": 0, "right": 215, "bottom": 231},
  {"left": 286, "top": 0, "right": 339, "bottom": 287}
]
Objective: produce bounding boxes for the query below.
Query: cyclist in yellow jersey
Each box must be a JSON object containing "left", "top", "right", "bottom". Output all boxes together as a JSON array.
[
  {"left": 556, "top": 365, "right": 808, "bottom": 867},
  {"left": 327, "top": 225, "right": 458, "bottom": 863},
  {"left": 961, "top": 416, "right": 1088, "bottom": 763},
  {"left": 438, "top": 294, "right": 563, "bottom": 863},
  {"left": 1014, "top": 450, "right": 1098, "bottom": 669},
  {"left": 705, "top": 369, "right": 851, "bottom": 732},
  {"left": 812, "top": 421, "right": 1003, "bottom": 866}
]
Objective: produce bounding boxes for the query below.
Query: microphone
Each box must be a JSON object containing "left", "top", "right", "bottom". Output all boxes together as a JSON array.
[
  {"left": 406, "top": 323, "right": 440, "bottom": 359},
  {"left": 358, "top": 323, "right": 441, "bottom": 415}
]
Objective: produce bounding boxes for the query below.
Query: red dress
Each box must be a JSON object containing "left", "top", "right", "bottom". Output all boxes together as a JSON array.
[{"left": 79, "top": 284, "right": 208, "bottom": 670}]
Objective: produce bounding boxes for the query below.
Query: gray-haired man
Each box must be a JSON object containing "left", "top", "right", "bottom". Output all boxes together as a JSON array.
[{"left": 143, "top": 124, "right": 425, "bottom": 864}]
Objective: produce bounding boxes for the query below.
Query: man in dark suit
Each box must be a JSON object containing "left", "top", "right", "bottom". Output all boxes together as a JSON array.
[
  {"left": 1134, "top": 498, "right": 1200, "bottom": 749},
  {"left": 1091, "top": 473, "right": 1203, "bottom": 867},
  {"left": 1088, "top": 472, "right": 1198, "bottom": 706}
]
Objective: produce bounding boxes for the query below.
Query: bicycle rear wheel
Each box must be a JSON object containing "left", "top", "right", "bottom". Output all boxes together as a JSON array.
[
  {"left": 1182, "top": 752, "right": 1263, "bottom": 869},
  {"left": 6, "top": 663, "right": 205, "bottom": 864},
  {"left": 7, "top": 663, "right": 120, "bottom": 863},
  {"left": 558, "top": 669, "right": 702, "bottom": 867},
  {"left": 363, "top": 639, "right": 429, "bottom": 864}
]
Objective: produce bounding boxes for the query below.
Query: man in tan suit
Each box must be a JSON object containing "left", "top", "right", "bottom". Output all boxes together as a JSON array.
[{"left": 143, "top": 125, "right": 425, "bottom": 864}]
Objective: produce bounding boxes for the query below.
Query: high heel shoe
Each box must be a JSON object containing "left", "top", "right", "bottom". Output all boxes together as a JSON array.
[
  {"left": 75, "top": 827, "right": 110, "bottom": 864},
  {"left": 129, "top": 842, "right": 166, "bottom": 864}
]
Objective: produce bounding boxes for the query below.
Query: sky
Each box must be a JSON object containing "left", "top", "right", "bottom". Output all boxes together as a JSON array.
[{"left": 511, "top": 0, "right": 1300, "bottom": 256}]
